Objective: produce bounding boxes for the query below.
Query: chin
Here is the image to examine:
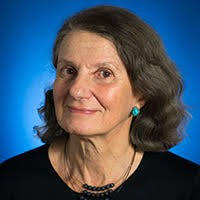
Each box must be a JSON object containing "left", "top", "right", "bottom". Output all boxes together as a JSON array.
[
  {"left": 63, "top": 124, "right": 96, "bottom": 136},
  {"left": 66, "top": 126, "right": 106, "bottom": 138},
  {"left": 61, "top": 118, "right": 99, "bottom": 135}
]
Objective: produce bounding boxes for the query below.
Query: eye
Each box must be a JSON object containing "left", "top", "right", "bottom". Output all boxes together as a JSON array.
[
  {"left": 59, "top": 66, "right": 77, "bottom": 77},
  {"left": 97, "top": 69, "right": 113, "bottom": 79}
]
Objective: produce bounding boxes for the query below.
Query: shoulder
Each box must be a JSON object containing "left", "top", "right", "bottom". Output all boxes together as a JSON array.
[
  {"left": 0, "top": 144, "right": 50, "bottom": 199},
  {"left": 145, "top": 151, "right": 199, "bottom": 171},
  {"left": 143, "top": 151, "right": 199, "bottom": 178},
  {"left": 0, "top": 144, "right": 49, "bottom": 178},
  {"left": 142, "top": 151, "right": 200, "bottom": 197},
  {"left": 125, "top": 151, "right": 200, "bottom": 199}
]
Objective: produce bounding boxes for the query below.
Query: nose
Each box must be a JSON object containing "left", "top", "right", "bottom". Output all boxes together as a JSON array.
[{"left": 69, "top": 74, "right": 92, "bottom": 100}]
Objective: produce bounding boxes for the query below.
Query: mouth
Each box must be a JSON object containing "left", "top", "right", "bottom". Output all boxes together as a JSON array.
[{"left": 68, "top": 106, "right": 98, "bottom": 115}]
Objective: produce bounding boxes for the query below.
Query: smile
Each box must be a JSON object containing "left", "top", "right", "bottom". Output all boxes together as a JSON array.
[{"left": 68, "top": 106, "right": 98, "bottom": 115}]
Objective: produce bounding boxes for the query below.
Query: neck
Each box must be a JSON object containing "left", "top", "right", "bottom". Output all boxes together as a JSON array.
[
  {"left": 64, "top": 132, "right": 135, "bottom": 186},
  {"left": 49, "top": 130, "right": 144, "bottom": 193}
]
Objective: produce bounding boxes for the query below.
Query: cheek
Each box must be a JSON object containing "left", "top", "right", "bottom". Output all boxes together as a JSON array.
[
  {"left": 96, "top": 84, "right": 134, "bottom": 110},
  {"left": 53, "top": 79, "right": 68, "bottom": 105}
]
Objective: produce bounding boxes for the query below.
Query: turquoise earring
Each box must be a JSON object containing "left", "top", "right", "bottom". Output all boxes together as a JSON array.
[{"left": 132, "top": 107, "right": 140, "bottom": 116}]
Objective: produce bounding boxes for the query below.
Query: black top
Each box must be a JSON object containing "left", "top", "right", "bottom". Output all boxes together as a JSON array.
[{"left": 0, "top": 144, "right": 199, "bottom": 200}]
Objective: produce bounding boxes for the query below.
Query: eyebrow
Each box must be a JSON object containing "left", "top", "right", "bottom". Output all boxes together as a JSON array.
[
  {"left": 57, "top": 58, "right": 122, "bottom": 71},
  {"left": 57, "top": 59, "right": 75, "bottom": 67}
]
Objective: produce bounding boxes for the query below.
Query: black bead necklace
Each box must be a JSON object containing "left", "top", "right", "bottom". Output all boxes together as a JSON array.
[
  {"left": 78, "top": 150, "right": 136, "bottom": 200},
  {"left": 63, "top": 140, "right": 136, "bottom": 200},
  {"left": 79, "top": 183, "right": 115, "bottom": 199}
]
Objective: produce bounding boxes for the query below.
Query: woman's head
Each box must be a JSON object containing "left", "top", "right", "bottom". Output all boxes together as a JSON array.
[
  {"left": 53, "top": 30, "right": 143, "bottom": 138},
  {"left": 35, "top": 5, "right": 188, "bottom": 151}
]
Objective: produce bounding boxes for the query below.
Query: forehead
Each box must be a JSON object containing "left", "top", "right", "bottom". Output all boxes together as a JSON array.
[
  {"left": 57, "top": 30, "right": 124, "bottom": 68},
  {"left": 60, "top": 30, "right": 115, "bottom": 51}
]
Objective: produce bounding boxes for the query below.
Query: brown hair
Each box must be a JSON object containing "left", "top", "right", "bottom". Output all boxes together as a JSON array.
[{"left": 34, "top": 5, "right": 188, "bottom": 151}]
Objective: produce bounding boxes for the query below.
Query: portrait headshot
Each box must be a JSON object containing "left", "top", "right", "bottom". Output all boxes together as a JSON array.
[{"left": 0, "top": 1, "right": 199, "bottom": 200}]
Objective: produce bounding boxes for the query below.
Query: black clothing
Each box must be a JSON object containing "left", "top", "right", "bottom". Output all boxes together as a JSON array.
[{"left": 0, "top": 144, "right": 199, "bottom": 200}]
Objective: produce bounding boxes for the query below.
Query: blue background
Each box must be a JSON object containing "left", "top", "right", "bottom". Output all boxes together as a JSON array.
[{"left": 1, "top": 0, "right": 199, "bottom": 164}]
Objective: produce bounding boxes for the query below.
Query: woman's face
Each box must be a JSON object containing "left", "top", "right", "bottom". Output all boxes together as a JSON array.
[{"left": 53, "top": 30, "right": 141, "bottom": 137}]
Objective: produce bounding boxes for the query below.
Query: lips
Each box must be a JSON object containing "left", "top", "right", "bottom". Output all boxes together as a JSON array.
[{"left": 68, "top": 106, "right": 98, "bottom": 115}]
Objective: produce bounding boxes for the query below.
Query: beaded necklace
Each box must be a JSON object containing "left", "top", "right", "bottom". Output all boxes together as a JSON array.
[{"left": 63, "top": 140, "right": 137, "bottom": 200}]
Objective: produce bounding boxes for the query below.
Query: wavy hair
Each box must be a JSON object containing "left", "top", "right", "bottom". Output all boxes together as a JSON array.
[{"left": 34, "top": 5, "right": 188, "bottom": 151}]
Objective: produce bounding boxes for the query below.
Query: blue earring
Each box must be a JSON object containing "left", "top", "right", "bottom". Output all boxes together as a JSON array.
[{"left": 132, "top": 107, "right": 140, "bottom": 116}]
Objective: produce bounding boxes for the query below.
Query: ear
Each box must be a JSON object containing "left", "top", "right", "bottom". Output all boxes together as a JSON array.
[
  {"left": 139, "top": 99, "right": 145, "bottom": 109},
  {"left": 132, "top": 95, "right": 146, "bottom": 110}
]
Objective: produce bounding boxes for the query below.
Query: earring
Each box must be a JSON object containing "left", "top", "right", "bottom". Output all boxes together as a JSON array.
[{"left": 132, "top": 107, "right": 140, "bottom": 116}]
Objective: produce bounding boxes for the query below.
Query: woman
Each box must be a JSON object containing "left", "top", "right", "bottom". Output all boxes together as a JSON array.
[{"left": 0, "top": 5, "right": 199, "bottom": 200}]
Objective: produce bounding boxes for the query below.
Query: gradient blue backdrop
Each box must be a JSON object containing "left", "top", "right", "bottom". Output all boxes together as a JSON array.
[{"left": 1, "top": 0, "right": 199, "bottom": 164}]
